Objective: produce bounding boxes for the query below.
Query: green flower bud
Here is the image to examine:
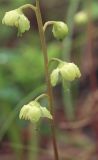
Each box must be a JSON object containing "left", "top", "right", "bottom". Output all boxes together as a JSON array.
[
  {"left": 50, "top": 68, "right": 59, "bottom": 86},
  {"left": 52, "top": 21, "right": 68, "bottom": 40},
  {"left": 2, "top": 9, "right": 30, "bottom": 36},
  {"left": 19, "top": 100, "right": 52, "bottom": 123},
  {"left": 74, "top": 11, "right": 88, "bottom": 25},
  {"left": 59, "top": 62, "right": 81, "bottom": 81}
]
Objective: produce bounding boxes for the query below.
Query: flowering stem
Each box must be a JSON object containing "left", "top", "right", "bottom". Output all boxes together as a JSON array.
[
  {"left": 19, "top": 1, "right": 59, "bottom": 159},
  {"left": 35, "top": 0, "right": 59, "bottom": 160}
]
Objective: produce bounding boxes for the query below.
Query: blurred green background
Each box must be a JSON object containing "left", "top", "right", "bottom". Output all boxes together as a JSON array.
[{"left": 0, "top": 0, "right": 98, "bottom": 160}]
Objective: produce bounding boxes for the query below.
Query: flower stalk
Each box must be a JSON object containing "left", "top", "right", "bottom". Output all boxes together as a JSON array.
[
  {"left": 43, "top": 21, "right": 55, "bottom": 32},
  {"left": 35, "top": 1, "right": 59, "bottom": 160},
  {"left": 35, "top": 93, "right": 48, "bottom": 101},
  {"left": 19, "top": 4, "right": 36, "bottom": 12}
]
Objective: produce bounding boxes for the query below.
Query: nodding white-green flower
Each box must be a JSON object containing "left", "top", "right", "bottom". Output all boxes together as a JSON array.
[
  {"left": 52, "top": 21, "right": 68, "bottom": 40},
  {"left": 74, "top": 11, "right": 88, "bottom": 25},
  {"left": 50, "top": 61, "right": 81, "bottom": 86},
  {"left": 2, "top": 9, "right": 30, "bottom": 36},
  {"left": 19, "top": 101, "right": 52, "bottom": 123},
  {"left": 59, "top": 62, "right": 81, "bottom": 81},
  {"left": 50, "top": 68, "right": 59, "bottom": 86}
]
